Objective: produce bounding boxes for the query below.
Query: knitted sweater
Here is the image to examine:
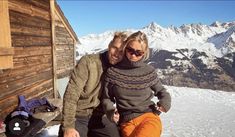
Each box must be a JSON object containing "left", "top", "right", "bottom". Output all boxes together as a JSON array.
[
  {"left": 62, "top": 52, "right": 110, "bottom": 130},
  {"left": 102, "top": 56, "right": 171, "bottom": 123}
]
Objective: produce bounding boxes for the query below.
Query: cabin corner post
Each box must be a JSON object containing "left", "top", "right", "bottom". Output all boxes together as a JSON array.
[
  {"left": 0, "top": 0, "right": 13, "bottom": 69},
  {"left": 50, "top": 0, "right": 58, "bottom": 98}
]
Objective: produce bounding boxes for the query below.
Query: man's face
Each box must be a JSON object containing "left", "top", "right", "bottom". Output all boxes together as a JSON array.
[{"left": 108, "top": 38, "right": 124, "bottom": 65}]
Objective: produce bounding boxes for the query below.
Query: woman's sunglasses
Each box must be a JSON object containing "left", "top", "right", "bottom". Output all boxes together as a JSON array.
[{"left": 126, "top": 47, "right": 144, "bottom": 57}]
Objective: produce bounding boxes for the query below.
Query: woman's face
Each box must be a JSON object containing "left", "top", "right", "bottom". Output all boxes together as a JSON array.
[{"left": 125, "top": 40, "right": 145, "bottom": 62}]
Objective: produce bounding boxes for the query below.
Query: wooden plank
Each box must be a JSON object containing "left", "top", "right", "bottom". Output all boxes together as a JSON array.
[
  {"left": 0, "top": 70, "right": 52, "bottom": 98},
  {"left": 55, "top": 45, "right": 75, "bottom": 69},
  {"left": 10, "top": 22, "right": 51, "bottom": 37},
  {"left": 55, "top": 30, "right": 72, "bottom": 38},
  {"left": 55, "top": 37, "right": 74, "bottom": 45},
  {"left": 0, "top": 79, "right": 52, "bottom": 108},
  {"left": 0, "top": 63, "right": 52, "bottom": 84},
  {"left": 0, "top": 61, "right": 51, "bottom": 78},
  {"left": 56, "top": 67, "right": 73, "bottom": 71},
  {"left": 57, "top": 69, "right": 73, "bottom": 79},
  {"left": 11, "top": 35, "right": 51, "bottom": 47},
  {"left": 56, "top": 61, "right": 73, "bottom": 65},
  {"left": 56, "top": 44, "right": 74, "bottom": 47},
  {"left": 55, "top": 25, "right": 72, "bottom": 38},
  {"left": 55, "top": 26, "right": 68, "bottom": 34},
  {"left": 56, "top": 49, "right": 71, "bottom": 53},
  {"left": 56, "top": 51, "right": 73, "bottom": 56},
  {"left": 8, "top": 0, "right": 50, "bottom": 21},
  {"left": 13, "top": 46, "right": 51, "bottom": 58},
  {"left": 50, "top": 0, "right": 57, "bottom": 98},
  {"left": 0, "top": 70, "right": 53, "bottom": 98},
  {"left": 56, "top": 44, "right": 74, "bottom": 50},
  {"left": 0, "top": 47, "right": 14, "bottom": 56},
  {"left": 22, "top": 0, "right": 50, "bottom": 10},
  {"left": 0, "top": 0, "right": 13, "bottom": 69},
  {"left": 55, "top": 20, "right": 64, "bottom": 28},
  {"left": 56, "top": 47, "right": 73, "bottom": 52},
  {"left": 14, "top": 55, "right": 52, "bottom": 69},
  {"left": 0, "top": 79, "right": 53, "bottom": 106},
  {"left": 57, "top": 65, "right": 73, "bottom": 70},
  {"left": 9, "top": 10, "right": 50, "bottom": 29},
  {"left": 56, "top": 56, "right": 73, "bottom": 62}
]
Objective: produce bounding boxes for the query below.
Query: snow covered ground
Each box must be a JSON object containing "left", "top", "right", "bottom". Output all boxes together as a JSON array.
[
  {"left": 37, "top": 86, "right": 235, "bottom": 137},
  {"left": 160, "top": 86, "right": 235, "bottom": 137}
]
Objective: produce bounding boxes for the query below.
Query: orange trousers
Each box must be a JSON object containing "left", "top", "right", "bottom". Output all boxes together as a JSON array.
[{"left": 120, "top": 112, "right": 162, "bottom": 137}]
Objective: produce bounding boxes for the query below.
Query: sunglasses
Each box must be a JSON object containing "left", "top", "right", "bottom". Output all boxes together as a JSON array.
[{"left": 126, "top": 47, "right": 144, "bottom": 57}]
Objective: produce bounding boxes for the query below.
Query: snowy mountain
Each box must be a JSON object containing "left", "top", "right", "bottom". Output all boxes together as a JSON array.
[
  {"left": 76, "top": 21, "right": 235, "bottom": 92},
  {"left": 207, "top": 26, "right": 235, "bottom": 55}
]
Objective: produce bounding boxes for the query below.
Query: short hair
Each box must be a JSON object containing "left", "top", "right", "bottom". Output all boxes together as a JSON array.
[
  {"left": 108, "top": 31, "right": 129, "bottom": 48},
  {"left": 125, "top": 31, "right": 149, "bottom": 61}
]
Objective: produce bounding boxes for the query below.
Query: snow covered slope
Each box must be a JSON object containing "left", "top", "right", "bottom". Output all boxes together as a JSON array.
[{"left": 37, "top": 86, "right": 235, "bottom": 137}]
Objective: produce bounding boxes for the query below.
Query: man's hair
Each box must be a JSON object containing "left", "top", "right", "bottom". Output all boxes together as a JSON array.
[{"left": 108, "top": 31, "right": 129, "bottom": 48}]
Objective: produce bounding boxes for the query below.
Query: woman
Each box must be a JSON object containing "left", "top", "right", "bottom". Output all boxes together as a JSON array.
[{"left": 102, "top": 31, "right": 171, "bottom": 137}]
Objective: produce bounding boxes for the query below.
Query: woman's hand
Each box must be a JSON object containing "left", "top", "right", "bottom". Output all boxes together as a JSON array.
[
  {"left": 156, "top": 105, "right": 166, "bottom": 113},
  {"left": 111, "top": 109, "right": 120, "bottom": 124}
]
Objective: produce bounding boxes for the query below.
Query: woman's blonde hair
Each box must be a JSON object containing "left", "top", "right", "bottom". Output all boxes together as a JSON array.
[{"left": 125, "top": 31, "right": 149, "bottom": 61}]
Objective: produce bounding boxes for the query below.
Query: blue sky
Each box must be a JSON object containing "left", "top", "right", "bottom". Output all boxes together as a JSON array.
[{"left": 57, "top": 1, "right": 235, "bottom": 37}]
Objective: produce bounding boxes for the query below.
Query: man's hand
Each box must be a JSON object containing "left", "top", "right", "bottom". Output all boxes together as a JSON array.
[{"left": 64, "top": 128, "right": 80, "bottom": 137}]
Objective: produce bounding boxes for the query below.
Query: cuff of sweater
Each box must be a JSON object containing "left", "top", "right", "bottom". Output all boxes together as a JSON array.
[
  {"left": 106, "top": 109, "right": 115, "bottom": 122},
  {"left": 62, "top": 122, "right": 76, "bottom": 131}
]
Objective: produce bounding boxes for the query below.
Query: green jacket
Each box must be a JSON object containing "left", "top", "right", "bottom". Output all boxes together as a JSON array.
[{"left": 62, "top": 52, "right": 109, "bottom": 130}]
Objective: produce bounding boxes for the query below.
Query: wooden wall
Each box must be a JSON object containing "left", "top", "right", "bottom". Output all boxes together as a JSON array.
[
  {"left": 54, "top": 10, "right": 75, "bottom": 79},
  {"left": 0, "top": 0, "right": 53, "bottom": 119}
]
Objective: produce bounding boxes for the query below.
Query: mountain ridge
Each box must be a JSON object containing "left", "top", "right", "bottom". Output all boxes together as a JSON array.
[{"left": 76, "top": 21, "right": 235, "bottom": 91}]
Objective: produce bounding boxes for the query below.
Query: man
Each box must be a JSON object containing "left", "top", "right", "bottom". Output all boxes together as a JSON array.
[{"left": 59, "top": 32, "right": 128, "bottom": 137}]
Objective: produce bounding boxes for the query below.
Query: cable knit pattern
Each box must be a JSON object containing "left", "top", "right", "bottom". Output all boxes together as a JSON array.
[
  {"left": 105, "top": 56, "right": 159, "bottom": 90},
  {"left": 106, "top": 66, "right": 158, "bottom": 90},
  {"left": 102, "top": 56, "right": 171, "bottom": 123}
]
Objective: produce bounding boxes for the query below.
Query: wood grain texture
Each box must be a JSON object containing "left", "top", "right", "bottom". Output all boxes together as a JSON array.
[{"left": 0, "top": 0, "right": 13, "bottom": 69}]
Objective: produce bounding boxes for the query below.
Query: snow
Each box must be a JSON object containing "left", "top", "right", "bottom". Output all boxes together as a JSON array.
[
  {"left": 76, "top": 21, "right": 235, "bottom": 60},
  {"left": 37, "top": 86, "right": 235, "bottom": 137},
  {"left": 159, "top": 86, "right": 235, "bottom": 137},
  {"left": 57, "top": 77, "right": 69, "bottom": 99}
]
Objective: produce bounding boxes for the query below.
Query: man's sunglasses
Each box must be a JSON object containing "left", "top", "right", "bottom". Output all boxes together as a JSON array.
[{"left": 126, "top": 47, "right": 144, "bottom": 57}]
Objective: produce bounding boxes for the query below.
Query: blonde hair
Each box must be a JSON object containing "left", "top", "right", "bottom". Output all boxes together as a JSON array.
[
  {"left": 125, "top": 31, "right": 149, "bottom": 61},
  {"left": 108, "top": 31, "right": 129, "bottom": 48}
]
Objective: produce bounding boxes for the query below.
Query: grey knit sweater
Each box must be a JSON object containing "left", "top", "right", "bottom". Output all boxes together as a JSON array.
[{"left": 102, "top": 56, "right": 171, "bottom": 123}]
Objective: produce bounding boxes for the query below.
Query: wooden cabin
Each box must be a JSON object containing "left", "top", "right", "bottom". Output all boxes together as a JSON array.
[{"left": 0, "top": 0, "right": 79, "bottom": 120}]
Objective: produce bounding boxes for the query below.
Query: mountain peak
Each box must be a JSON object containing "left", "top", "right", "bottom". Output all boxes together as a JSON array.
[
  {"left": 144, "top": 22, "right": 162, "bottom": 30},
  {"left": 210, "top": 21, "right": 221, "bottom": 27},
  {"left": 221, "top": 21, "right": 235, "bottom": 28},
  {"left": 210, "top": 21, "right": 235, "bottom": 28}
]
